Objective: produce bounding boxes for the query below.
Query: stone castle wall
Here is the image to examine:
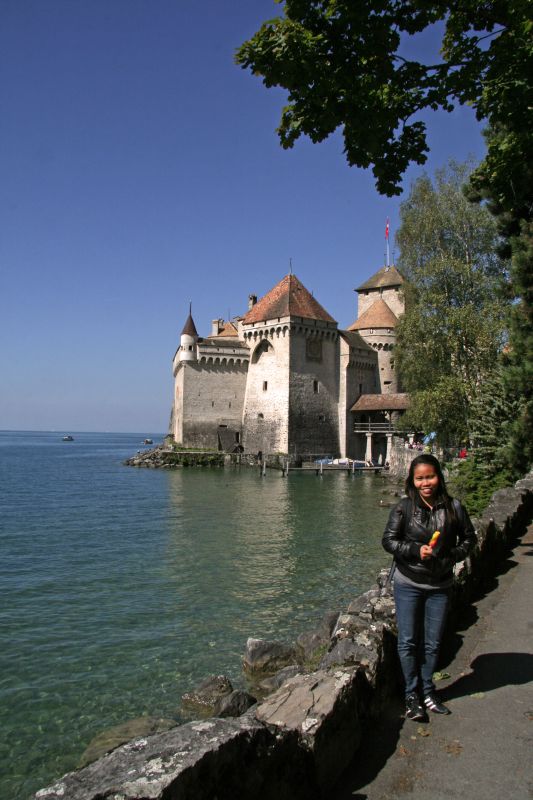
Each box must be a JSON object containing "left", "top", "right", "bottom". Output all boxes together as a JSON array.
[
  {"left": 241, "top": 327, "right": 291, "bottom": 454},
  {"left": 361, "top": 330, "right": 397, "bottom": 393},
  {"left": 357, "top": 284, "right": 403, "bottom": 319},
  {"left": 179, "top": 361, "right": 248, "bottom": 449},
  {"left": 288, "top": 326, "right": 339, "bottom": 456},
  {"left": 339, "top": 339, "right": 379, "bottom": 459}
]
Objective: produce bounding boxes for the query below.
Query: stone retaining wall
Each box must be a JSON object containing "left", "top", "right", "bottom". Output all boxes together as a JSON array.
[
  {"left": 34, "top": 474, "right": 533, "bottom": 800},
  {"left": 387, "top": 436, "right": 422, "bottom": 477}
]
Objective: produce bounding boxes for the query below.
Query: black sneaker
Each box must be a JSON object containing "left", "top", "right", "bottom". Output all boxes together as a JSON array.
[
  {"left": 405, "top": 692, "right": 427, "bottom": 721},
  {"left": 424, "top": 693, "right": 451, "bottom": 714}
]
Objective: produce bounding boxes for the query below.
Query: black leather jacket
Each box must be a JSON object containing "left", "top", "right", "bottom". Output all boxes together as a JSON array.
[{"left": 382, "top": 495, "right": 476, "bottom": 586}]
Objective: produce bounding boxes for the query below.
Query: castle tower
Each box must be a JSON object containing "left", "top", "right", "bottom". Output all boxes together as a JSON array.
[
  {"left": 241, "top": 274, "right": 339, "bottom": 456},
  {"left": 349, "top": 266, "right": 404, "bottom": 394},
  {"left": 179, "top": 306, "right": 199, "bottom": 362},
  {"left": 355, "top": 265, "right": 404, "bottom": 319}
]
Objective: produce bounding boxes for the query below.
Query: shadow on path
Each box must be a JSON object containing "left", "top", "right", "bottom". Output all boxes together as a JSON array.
[
  {"left": 331, "top": 697, "right": 405, "bottom": 800},
  {"left": 442, "top": 651, "right": 533, "bottom": 701},
  {"left": 439, "top": 556, "right": 519, "bottom": 668}
]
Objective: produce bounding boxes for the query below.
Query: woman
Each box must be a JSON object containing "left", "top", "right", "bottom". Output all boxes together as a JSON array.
[{"left": 382, "top": 454, "right": 476, "bottom": 721}]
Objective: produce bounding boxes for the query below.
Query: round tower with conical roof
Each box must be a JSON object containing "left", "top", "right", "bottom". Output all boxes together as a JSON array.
[
  {"left": 179, "top": 304, "right": 198, "bottom": 362},
  {"left": 349, "top": 265, "right": 405, "bottom": 394}
]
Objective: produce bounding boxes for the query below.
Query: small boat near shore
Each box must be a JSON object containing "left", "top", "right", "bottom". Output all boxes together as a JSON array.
[
  {"left": 142, "top": 438, "right": 153, "bottom": 445},
  {"left": 62, "top": 435, "right": 74, "bottom": 441}
]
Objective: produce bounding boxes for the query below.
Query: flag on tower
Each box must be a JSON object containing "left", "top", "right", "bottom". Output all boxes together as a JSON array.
[{"left": 385, "top": 218, "right": 390, "bottom": 240}]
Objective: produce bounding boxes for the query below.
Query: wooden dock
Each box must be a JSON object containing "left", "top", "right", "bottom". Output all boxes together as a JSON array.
[{"left": 280, "top": 463, "right": 385, "bottom": 476}]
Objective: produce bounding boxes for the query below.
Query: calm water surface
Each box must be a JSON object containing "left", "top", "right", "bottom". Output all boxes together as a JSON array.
[{"left": 0, "top": 431, "right": 393, "bottom": 799}]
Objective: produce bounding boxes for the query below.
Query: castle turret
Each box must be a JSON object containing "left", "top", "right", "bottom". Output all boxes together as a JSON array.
[
  {"left": 179, "top": 306, "right": 199, "bottom": 362},
  {"left": 349, "top": 265, "right": 405, "bottom": 394}
]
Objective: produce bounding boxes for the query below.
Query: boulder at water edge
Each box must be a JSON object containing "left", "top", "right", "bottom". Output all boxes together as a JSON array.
[
  {"left": 243, "top": 638, "right": 298, "bottom": 677},
  {"left": 180, "top": 674, "right": 233, "bottom": 718},
  {"left": 78, "top": 716, "right": 177, "bottom": 768}
]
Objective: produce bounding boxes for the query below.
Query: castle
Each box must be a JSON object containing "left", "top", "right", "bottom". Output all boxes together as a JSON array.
[{"left": 170, "top": 264, "right": 409, "bottom": 463}]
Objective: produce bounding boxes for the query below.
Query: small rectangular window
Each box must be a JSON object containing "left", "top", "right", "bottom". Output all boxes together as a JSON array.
[
  {"left": 263, "top": 381, "right": 268, "bottom": 391},
  {"left": 318, "top": 414, "right": 326, "bottom": 422},
  {"left": 313, "top": 380, "right": 319, "bottom": 393}
]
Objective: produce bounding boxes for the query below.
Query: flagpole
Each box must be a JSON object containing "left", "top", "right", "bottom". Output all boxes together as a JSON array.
[{"left": 385, "top": 218, "right": 390, "bottom": 267}]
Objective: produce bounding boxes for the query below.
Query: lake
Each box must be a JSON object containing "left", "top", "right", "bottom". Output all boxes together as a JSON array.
[{"left": 0, "top": 431, "right": 394, "bottom": 799}]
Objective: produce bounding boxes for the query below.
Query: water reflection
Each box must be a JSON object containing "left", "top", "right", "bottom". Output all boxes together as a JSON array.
[
  {"left": 1, "top": 430, "right": 394, "bottom": 800},
  {"left": 164, "top": 468, "right": 391, "bottom": 661}
]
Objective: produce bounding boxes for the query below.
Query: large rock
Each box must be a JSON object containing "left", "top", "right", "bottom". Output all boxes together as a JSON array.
[
  {"left": 243, "top": 638, "right": 298, "bottom": 677},
  {"left": 78, "top": 716, "right": 177, "bottom": 767},
  {"left": 34, "top": 717, "right": 317, "bottom": 800},
  {"left": 258, "top": 665, "right": 302, "bottom": 695},
  {"left": 214, "top": 689, "right": 256, "bottom": 718},
  {"left": 254, "top": 668, "right": 362, "bottom": 791},
  {"left": 332, "top": 613, "right": 369, "bottom": 639},
  {"left": 319, "top": 639, "right": 379, "bottom": 678},
  {"left": 181, "top": 674, "right": 233, "bottom": 718},
  {"left": 295, "top": 611, "right": 339, "bottom": 667}
]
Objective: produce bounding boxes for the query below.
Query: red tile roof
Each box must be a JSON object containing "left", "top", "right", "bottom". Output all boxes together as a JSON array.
[
  {"left": 207, "top": 321, "right": 239, "bottom": 338},
  {"left": 339, "top": 330, "right": 376, "bottom": 354},
  {"left": 351, "top": 393, "right": 410, "bottom": 411},
  {"left": 348, "top": 298, "right": 398, "bottom": 331},
  {"left": 243, "top": 274, "right": 337, "bottom": 325},
  {"left": 356, "top": 265, "right": 404, "bottom": 292}
]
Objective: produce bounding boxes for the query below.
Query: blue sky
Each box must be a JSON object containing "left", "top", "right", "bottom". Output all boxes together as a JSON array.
[{"left": 0, "top": 0, "right": 485, "bottom": 433}]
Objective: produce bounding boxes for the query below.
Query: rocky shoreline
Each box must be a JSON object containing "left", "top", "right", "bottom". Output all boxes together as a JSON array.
[
  {"left": 124, "top": 446, "right": 226, "bottom": 468},
  {"left": 34, "top": 474, "right": 533, "bottom": 800}
]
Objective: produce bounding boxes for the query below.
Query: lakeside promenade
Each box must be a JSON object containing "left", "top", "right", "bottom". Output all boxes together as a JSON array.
[{"left": 335, "top": 522, "right": 533, "bottom": 800}]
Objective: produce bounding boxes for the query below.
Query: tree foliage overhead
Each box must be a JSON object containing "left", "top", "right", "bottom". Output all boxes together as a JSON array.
[
  {"left": 237, "top": 0, "right": 532, "bottom": 474},
  {"left": 394, "top": 161, "right": 509, "bottom": 445},
  {"left": 236, "top": 1, "right": 531, "bottom": 196}
]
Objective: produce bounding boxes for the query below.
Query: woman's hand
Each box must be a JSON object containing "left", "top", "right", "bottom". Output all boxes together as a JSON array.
[{"left": 420, "top": 545, "right": 434, "bottom": 560}]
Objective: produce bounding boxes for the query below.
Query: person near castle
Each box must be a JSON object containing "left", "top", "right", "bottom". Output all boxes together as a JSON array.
[{"left": 382, "top": 454, "right": 476, "bottom": 720}]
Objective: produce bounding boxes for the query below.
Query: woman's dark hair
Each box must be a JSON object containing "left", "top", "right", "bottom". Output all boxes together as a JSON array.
[{"left": 405, "top": 454, "right": 456, "bottom": 521}]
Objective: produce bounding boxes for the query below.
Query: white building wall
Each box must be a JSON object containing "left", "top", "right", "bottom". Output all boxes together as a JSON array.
[
  {"left": 241, "top": 324, "right": 291, "bottom": 454},
  {"left": 287, "top": 323, "right": 339, "bottom": 457},
  {"left": 338, "top": 337, "right": 378, "bottom": 458},
  {"left": 357, "top": 285, "right": 404, "bottom": 319},
  {"left": 358, "top": 329, "right": 398, "bottom": 393},
  {"left": 175, "top": 361, "right": 248, "bottom": 448}
]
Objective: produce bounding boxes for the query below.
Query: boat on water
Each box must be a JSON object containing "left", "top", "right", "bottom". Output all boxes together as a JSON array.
[
  {"left": 62, "top": 435, "right": 74, "bottom": 441},
  {"left": 142, "top": 438, "right": 153, "bottom": 445}
]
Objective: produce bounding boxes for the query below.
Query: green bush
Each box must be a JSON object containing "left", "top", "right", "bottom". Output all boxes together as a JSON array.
[{"left": 449, "top": 457, "right": 514, "bottom": 517}]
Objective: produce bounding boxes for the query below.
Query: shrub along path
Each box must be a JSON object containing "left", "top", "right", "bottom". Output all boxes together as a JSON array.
[{"left": 333, "top": 523, "right": 533, "bottom": 800}]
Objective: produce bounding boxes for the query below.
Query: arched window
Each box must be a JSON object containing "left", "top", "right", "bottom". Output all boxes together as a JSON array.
[{"left": 252, "top": 339, "right": 274, "bottom": 364}]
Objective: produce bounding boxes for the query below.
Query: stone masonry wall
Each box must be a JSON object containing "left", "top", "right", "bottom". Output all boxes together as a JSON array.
[
  {"left": 339, "top": 338, "right": 378, "bottom": 459},
  {"left": 358, "top": 329, "right": 397, "bottom": 393},
  {"left": 388, "top": 436, "right": 421, "bottom": 477},
  {"left": 242, "top": 329, "right": 290, "bottom": 454},
  {"left": 180, "top": 361, "right": 248, "bottom": 449},
  {"left": 357, "top": 284, "right": 404, "bottom": 319},
  {"left": 34, "top": 473, "right": 533, "bottom": 800},
  {"left": 288, "top": 327, "right": 339, "bottom": 456}
]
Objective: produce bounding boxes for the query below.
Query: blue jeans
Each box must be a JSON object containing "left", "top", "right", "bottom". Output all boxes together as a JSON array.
[{"left": 393, "top": 576, "right": 450, "bottom": 696}]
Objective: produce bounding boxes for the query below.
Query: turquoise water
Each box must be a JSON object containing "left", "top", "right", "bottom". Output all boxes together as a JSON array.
[{"left": 0, "top": 431, "right": 392, "bottom": 799}]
